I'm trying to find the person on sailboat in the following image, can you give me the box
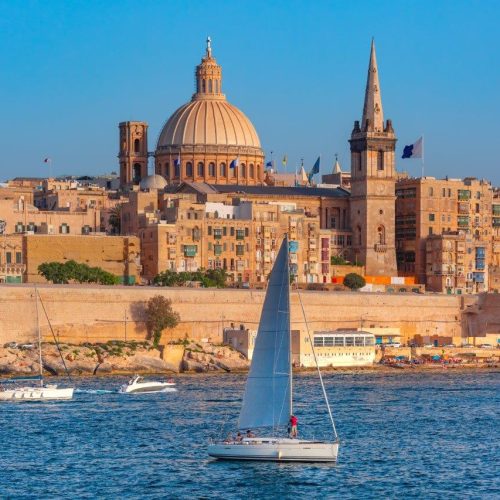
[290,415,298,438]
[246,430,255,438]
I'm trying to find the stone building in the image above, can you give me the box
[396,176,497,292]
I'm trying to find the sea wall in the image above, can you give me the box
[2,284,497,346]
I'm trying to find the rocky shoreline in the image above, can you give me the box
[0,341,498,378]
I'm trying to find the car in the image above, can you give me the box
[19,343,35,350]
[443,344,456,348]
[385,342,401,348]
[461,344,475,348]
[423,344,435,348]
[3,342,18,349]
[479,344,492,349]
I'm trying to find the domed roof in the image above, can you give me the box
[139,174,168,190]
[157,99,261,149]
[156,38,261,151]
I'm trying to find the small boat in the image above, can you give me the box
[208,236,339,462]
[0,286,74,402]
[119,374,176,394]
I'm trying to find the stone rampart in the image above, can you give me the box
[1,284,491,346]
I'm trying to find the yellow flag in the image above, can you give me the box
[282,155,287,166]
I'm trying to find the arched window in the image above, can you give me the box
[256,165,261,180]
[230,165,236,177]
[240,164,246,178]
[134,139,140,153]
[202,80,206,93]
[186,162,193,177]
[209,162,216,177]
[215,80,219,93]
[249,163,254,178]
[377,226,385,244]
[133,163,141,184]
[165,162,170,178]
[220,163,226,177]
[208,80,213,93]
[377,151,384,171]
[197,162,204,177]
[174,162,180,177]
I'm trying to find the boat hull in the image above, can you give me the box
[120,382,176,394]
[208,438,339,462]
[0,386,74,402]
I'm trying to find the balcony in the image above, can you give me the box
[458,202,470,214]
[374,243,387,253]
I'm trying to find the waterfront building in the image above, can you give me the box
[292,330,376,368]
[396,176,497,293]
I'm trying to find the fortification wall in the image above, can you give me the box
[0,284,485,346]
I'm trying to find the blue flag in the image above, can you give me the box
[174,154,181,167]
[230,157,239,169]
[308,156,320,182]
[265,161,273,167]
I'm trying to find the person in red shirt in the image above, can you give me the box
[289,415,298,438]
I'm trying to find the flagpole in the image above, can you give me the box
[421,134,425,178]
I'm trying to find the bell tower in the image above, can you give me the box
[118,121,149,189]
[349,40,397,276]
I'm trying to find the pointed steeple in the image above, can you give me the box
[333,154,341,174]
[361,39,384,132]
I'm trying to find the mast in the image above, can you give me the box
[286,234,293,418]
[34,285,43,387]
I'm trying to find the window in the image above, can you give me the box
[429,227,433,235]
[245,227,249,237]
[428,187,434,196]
[133,163,141,183]
[223,227,227,236]
[186,162,193,177]
[208,80,213,93]
[377,151,384,170]
[314,337,324,347]
[236,229,245,240]
[208,226,212,236]
[134,138,140,153]
[441,188,445,197]
[334,337,344,346]
[197,162,204,177]
[15,252,22,264]
[214,228,222,239]
[220,163,226,177]
[345,337,354,346]
[165,162,170,178]
[429,213,435,222]
[60,223,70,234]
[6,252,11,264]
[208,162,216,177]
[15,223,24,233]
[174,162,180,177]
[249,164,254,178]
[241,164,246,177]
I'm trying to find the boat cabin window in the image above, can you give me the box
[334,337,344,346]
[345,337,354,346]
[355,337,364,346]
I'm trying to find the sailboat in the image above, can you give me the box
[208,236,339,462]
[0,286,74,402]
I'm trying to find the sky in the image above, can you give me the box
[0,0,499,185]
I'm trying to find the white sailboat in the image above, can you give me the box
[208,236,339,462]
[0,286,74,402]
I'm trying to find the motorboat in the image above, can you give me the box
[208,236,339,462]
[119,375,176,394]
[0,286,74,403]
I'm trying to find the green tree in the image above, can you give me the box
[343,273,366,291]
[145,295,180,348]
[108,204,122,234]
[38,261,120,285]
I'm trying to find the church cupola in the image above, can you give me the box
[193,36,224,100]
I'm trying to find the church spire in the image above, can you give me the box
[361,39,384,132]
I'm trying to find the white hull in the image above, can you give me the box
[0,385,74,402]
[120,381,176,394]
[208,438,339,462]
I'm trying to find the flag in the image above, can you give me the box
[282,155,288,167]
[230,157,239,169]
[308,156,320,182]
[265,161,273,168]
[174,153,181,167]
[402,137,423,159]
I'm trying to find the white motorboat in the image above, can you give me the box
[0,286,75,403]
[120,375,176,394]
[208,236,339,463]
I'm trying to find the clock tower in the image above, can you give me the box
[349,40,397,276]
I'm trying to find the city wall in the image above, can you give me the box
[2,285,498,346]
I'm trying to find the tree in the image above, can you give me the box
[145,295,180,348]
[38,260,120,285]
[343,273,366,291]
[108,204,122,234]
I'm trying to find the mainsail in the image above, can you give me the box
[238,236,291,429]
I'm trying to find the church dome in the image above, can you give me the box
[139,174,168,190]
[154,38,265,186]
[157,99,261,149]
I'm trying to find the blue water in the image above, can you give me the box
[0,371,498,499]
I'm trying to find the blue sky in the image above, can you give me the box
[0,0,499,184]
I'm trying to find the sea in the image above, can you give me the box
[0,370,498,499]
